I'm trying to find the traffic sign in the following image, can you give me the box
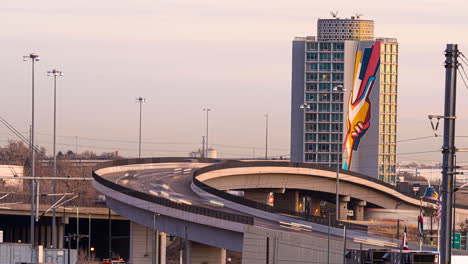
[452,233,461,249]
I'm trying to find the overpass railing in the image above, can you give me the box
[92,158,254,226]
[192,161,367,231]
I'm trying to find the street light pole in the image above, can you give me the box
[47,68,63,248]
[332,85,346,221]
[265,114,269,160]
[203,108,213,158]
[136,97,147,159]
[440,44,458,264]
[23,53,40,250]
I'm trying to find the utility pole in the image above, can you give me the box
[23,53,40,252]
[440,44,459,264]
[265,114,269,160]
[203,108,213,157]
[136,97,147,159]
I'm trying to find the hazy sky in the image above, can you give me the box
[1,0,468,163]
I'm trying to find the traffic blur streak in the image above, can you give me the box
[279,221,313,232]
[353,237,398,248]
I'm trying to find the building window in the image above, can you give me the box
[318,123,330,132]
[319,83,330,91]
[319,63,331,71]
[333,53,344,61]
[333,43,344,51]
[305,133,316,142]
[317,154,329,162]
[318,103,330,112]
[306,73,318,81]
[319,43,332,51]
[307,42,318,51]
[318,113,330,122]
[307,63,318,71]
[318,134,330,142]
[318,144,330,152]
[332,63,344,71]
[306,53,318,61]
[306,83,317,91]
[332,73,344,81]
[319,53,332,61]
[318,93,330,101]
[305,93,317,102]
[305,113,317,121]
[305,123,317,132]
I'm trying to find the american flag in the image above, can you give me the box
[436,196,442,222]
[402,225,409,250]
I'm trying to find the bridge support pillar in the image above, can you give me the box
[57,223,64,249]
[339,196,350,220]
[190,242,226,264]
[274,190,299,212]
[353,201,366,221]
[129,221,166,264]
[311,199,321,216]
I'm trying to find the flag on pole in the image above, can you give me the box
[402,225,409,250]
[436,196,442,222]
[418,209,425,238]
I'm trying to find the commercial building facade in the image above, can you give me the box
[290,16,398,184]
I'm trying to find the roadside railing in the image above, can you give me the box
[92,161,254,226]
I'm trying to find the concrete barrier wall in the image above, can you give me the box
[242,225,362,264]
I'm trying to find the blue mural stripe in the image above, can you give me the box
[358,48,372,80]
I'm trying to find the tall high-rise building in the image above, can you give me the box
[290,15,398,184]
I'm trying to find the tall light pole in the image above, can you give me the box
[136,97,147,158]
[47,68,63,248]
[23,53,40,250]
[203,108,213,158]
[300,103,311,162]
[332,84,346,221]
[264,114,269,160]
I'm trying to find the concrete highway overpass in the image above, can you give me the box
[92,158,467,264]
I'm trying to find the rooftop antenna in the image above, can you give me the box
[355,13,363,19]
[330,11,338,18]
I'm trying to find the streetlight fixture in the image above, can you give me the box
[47,68,63,248]
[203,108,213,158]
[332,84,346,221]
[136,97,147,158]
[23,53,40,249]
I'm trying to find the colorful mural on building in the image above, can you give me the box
[343,42,381,170]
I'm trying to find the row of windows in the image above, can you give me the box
[306,53,344,62]
[379,154,396,163]
[380,104,397,114]
[378,165,397,173]
[382,44,398,54]
[306,42,344,51]
[307,63,344,72]
[306,123,343,133]
[305,143,343,153]
[380,114,397,124]
[306,93,343,102]
[378,174,396,184]
[381,64,398,74]
[305,153,343,163]
[306,73,344,82]
[306,83,345,93]
[305,133,343,143]
[380,94,397,104]
[378,144,396,154]
[381,74,398,84]
[305,115,344,124]
[304,103,344,113]
[381,54,398,64]
[380,85,398,94]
